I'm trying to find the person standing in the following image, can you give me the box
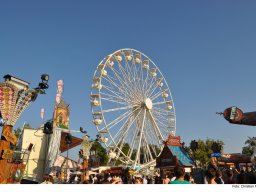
[163,175,170,184]
[143,176,148,184]
[169,166,191,184]
[205,169,217,184]
[215,170,224,184]
[225,169,236,184]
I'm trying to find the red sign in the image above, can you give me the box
[223,106,243,122]
[167,136,181,146]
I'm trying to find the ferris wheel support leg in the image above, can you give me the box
[134,109,146,168]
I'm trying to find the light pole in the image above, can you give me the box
[0,74,49,184]
[64,133,72,183]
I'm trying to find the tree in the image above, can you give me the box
[183,146,191,154]
[91,141,109,166]
[242,137,255,155]
[187,138,224,168]
[242,146,253,155]
[114,143,136,166]
[13,127,22,139]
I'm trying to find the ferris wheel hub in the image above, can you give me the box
[144,98,153,110]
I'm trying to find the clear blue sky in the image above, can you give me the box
[1,0,256,160]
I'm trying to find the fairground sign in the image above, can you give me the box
[167,136,182,146]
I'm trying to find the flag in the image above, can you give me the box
[40,108,44,119]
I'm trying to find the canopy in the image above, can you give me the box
[60,132,83,153]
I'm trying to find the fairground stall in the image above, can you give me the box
[156,135,194,177]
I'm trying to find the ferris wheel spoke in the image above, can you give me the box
[115,59,135,90]
[145,118,161,148]
[142,132,154,161]
[98,110,133,132]
[112,108,142,145]
[127,109,143,160]
[101,97,127,105]
[152,107,169,115]
[151,89,168,101]
[147,76,162,98]
[101,75,130,98]
[153,101,171,105]
[152,108,171,119]
[110,66,136,98]
[102,84,129,102]
[154,118,170,131]
[148,81,161,98]
[123,53,135,85]
[148,110,164,141]
[145,76,156,97]
[135,60,144,98]
[123,59,141,100]
[145,130,158,158]
[100,91,127,104]
[108,68,132,98]
[152,109,175,119]
[131,53,143,98]
[112,116,134,161]
[142,64,150,97]
[152,111,171,128]
[102,105,134,113]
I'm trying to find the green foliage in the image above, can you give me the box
[183,146,191,154]
[115,143,136,165]
[91,141,109,166]
[242,146,253,155]
[242,137,254,155]
[187,138,224,168]
[122,143,131,156]
[14,127,22,139]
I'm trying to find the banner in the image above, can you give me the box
[57,80,64,95]
[40,108,44,119]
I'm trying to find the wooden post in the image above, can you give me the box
[82,158,89,182]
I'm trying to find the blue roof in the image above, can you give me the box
[168,146,194,166]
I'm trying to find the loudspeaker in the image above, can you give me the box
[43,121,53,134]
[65,133,72,144]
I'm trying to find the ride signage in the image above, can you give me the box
[2,128,17,145]
[167,136,182,146]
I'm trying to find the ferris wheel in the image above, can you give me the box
[91,48,176,168]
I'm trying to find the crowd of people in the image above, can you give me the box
[41,164,256,184]
[203,164,256,184]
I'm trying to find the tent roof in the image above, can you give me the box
[168,146,194,166]
[60,132,83,153]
